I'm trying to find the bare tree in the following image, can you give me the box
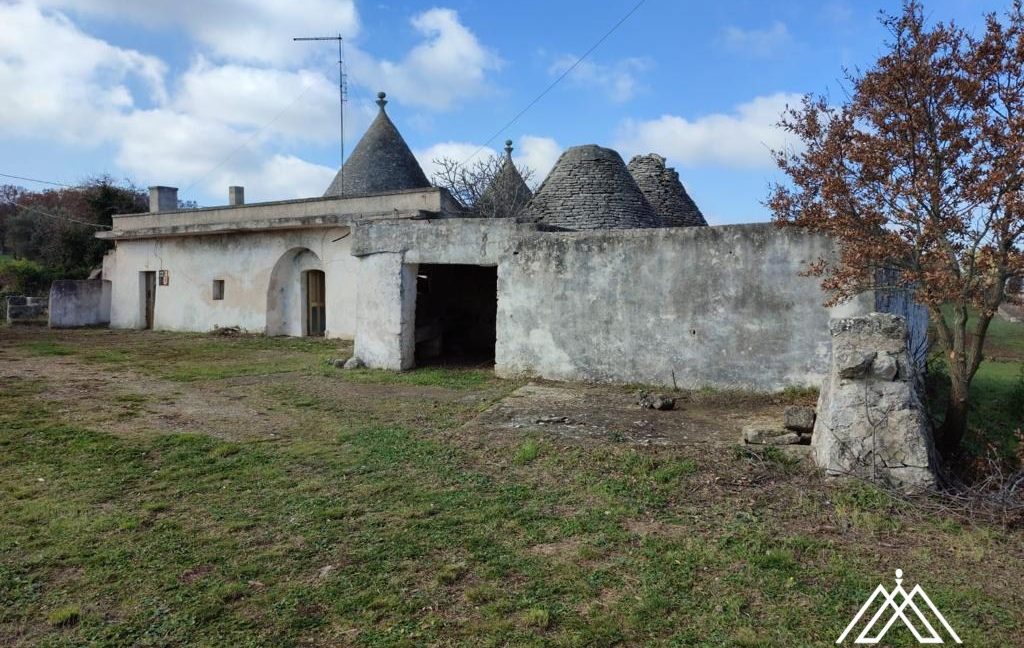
[430,148,535,220]
[767,1,1024,459]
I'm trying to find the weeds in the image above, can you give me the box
[514,439,540,464]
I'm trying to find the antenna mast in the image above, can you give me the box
[294,34,347,195]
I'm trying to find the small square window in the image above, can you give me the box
[212,279,225,300]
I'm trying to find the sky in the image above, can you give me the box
[0,0,1012,223]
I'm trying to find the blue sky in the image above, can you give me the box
[0,0,1010,223]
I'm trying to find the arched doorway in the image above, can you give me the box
[266,248,325,337]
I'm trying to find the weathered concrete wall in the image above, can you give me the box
[496,224,873,391]
[103,187,455,238]
[106,228,357,338]
[352,217,530,264]
[48,280,111,328]
[353,252,416,369]
[351,218,530,368]
[6,295,47,325]
[351,219,877,390]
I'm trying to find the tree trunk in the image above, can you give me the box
[937,376,969,458]
[932,304,973,460]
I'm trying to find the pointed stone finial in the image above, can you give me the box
[504,139,513,160]
[376,91,387,110]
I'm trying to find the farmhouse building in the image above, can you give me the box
[96,91,913,391]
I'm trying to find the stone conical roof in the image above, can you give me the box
[323,92,431,197]
[523,145,659,230]
[627,154,706,227]
[477,140,532,218]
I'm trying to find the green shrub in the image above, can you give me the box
[0,257,59,296]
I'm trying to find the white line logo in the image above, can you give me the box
[837,569,962,644]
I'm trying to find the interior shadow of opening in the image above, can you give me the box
[414,264,497,368]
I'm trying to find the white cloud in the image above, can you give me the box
[414,142,496,181]
[821,1,853,23]
[616,93,802,169]
[112,109,335,202]
[719,21,791,58]
[235,155,337,201]
[0,3,504,204]
[548,56,651,103]
[347,8,502,110]
[39,0,360,65]
[174,58,338,141]
[415,135,560,186]
[513,136,560,181]
[0,3,166,143]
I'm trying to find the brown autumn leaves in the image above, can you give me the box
[767,1,1024,452]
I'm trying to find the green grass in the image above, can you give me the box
[928,306,1024,461]
[980,311,1024,360]
[962,360,1024,458]
[513,438,541,464]
[20,341,74,356]
[336,366,493,390]
[0,329,1021,646]
[45,605,80,628]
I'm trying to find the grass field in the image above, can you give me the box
[1,328,1022,647]
[929,309,1024,461]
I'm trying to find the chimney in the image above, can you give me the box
[228,186,245,206]
[149,186,178,213]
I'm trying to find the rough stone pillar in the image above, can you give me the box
[228,186,245,206]
[813,312,938,492]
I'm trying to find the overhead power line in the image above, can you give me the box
[0,172,76,188]
[0,173,112,228]
[0,195,112,229]
[459,0,647,166]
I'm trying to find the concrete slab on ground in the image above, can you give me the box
[462,382,781,447]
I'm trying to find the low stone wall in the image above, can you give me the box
[6,295,47,325]
[48,280,111,328]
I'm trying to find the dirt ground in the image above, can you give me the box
[0,327,800,449]
[463,382,789,447]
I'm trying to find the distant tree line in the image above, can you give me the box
[0,176,147,295]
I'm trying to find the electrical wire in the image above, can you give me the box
[0,195,112,229]
[459,0,647,166]
[0,172,75,188]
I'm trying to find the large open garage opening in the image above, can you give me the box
[414,264,497,367]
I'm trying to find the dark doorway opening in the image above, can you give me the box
[415,264,497,366]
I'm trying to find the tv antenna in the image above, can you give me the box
[294,34,347,194]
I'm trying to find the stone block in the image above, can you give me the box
[743,423,801,445]
[784,406,816,433]
[812,313,938,492]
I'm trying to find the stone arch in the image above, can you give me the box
[266,247,324,336]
